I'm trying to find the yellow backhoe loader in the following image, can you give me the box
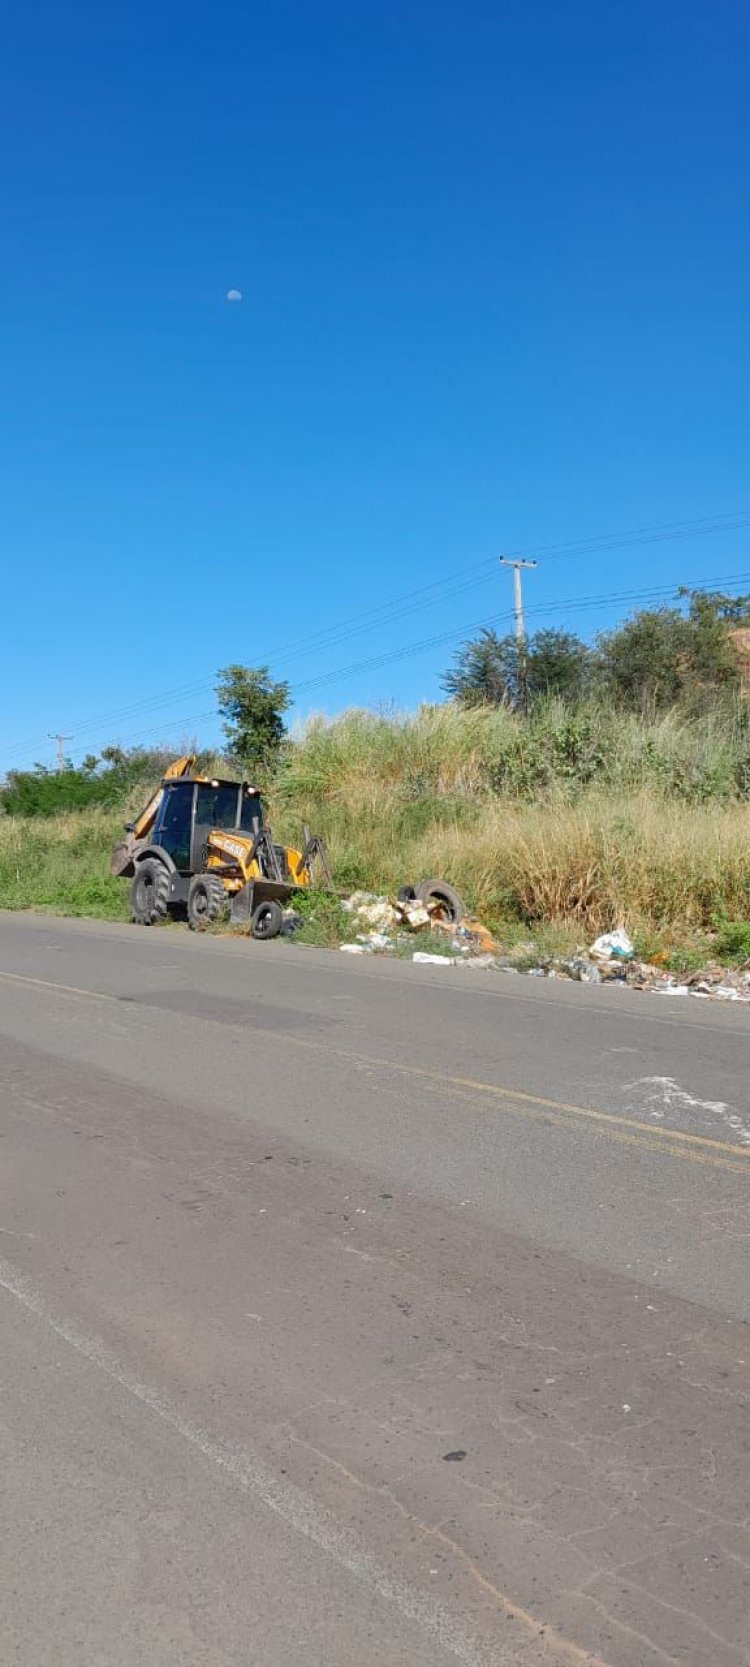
[111,757,331,937]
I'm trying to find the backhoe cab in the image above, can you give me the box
[111,757,331,938]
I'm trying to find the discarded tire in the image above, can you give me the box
[187,872,227,931]
[130,858,170,925]
[414,878,466,924]
[250,900,284,940]
[248,900,285,940]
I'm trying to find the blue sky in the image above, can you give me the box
[2,1,749,769]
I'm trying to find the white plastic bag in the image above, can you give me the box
[589,929,634,962]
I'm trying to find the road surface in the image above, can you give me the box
[0,911,748,1666]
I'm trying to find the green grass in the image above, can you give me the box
[284,889,352,948]
[276,698,750,807]
[713,917,750,963]
[0,808,128,919]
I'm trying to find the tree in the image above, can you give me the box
[678,588,749,700]
[441,629,517,706]
[596,608,689,712]
[596,591,750,713]
[526,629,592,702]
[215,664,291,776]
[442,627,591,709]
[0,747,174,818]
[680,587,750,626]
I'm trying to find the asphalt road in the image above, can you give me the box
[1,911,749,1667]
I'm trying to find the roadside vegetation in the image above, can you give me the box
[270,702,750,957]
[2,701,750,959]
[2,593,750,963]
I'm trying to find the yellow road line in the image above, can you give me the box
[0,969,117,1003]
[2,967,749,1174]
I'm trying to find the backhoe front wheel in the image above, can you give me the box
[131,858,170,925]
[187,873,227,932]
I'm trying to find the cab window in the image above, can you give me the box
[155,782,194,870]
[239,790,263,836]
[194,783,241,831]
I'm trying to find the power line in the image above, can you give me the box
[3,508,749,764]
[60,569,750,764]
[290,571,750,698]
[509,510,750,564]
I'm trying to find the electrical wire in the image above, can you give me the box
[3,508,749,765]
[60,568,750,764]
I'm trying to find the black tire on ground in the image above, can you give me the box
[414,877,467,924]
[187,873,227,932]
[130,858,171,926]
[250,899,284,940]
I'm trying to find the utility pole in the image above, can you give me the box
[500,557,537,713]
[49,733,73,772]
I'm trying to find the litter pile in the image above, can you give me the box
[339,891,496,963]
[501,929,750,1004]
[336,904,750,1004]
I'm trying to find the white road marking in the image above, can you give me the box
[626,1076,750,1147]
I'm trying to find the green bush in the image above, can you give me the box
[287,889,351,947]
[713,917,750,962]
[0,750,176,819]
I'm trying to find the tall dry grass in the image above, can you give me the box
[271,783,750,936]
[407,796,750,932]
[271,703,750,936]
[280,700,750,804]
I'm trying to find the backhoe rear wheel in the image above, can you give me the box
[131,858,170,926]
[187,873,227,932]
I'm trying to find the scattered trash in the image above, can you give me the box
[457,917,497,954]
[341,891,378,913]
[590,929,634,962]
[563,956,602,984]
[362,931,392,951]
[494,944,750,1005]
[443,1449,467,1462]
[355,899,400,932]
[400,901,431,929]
[336,890,750,1008]
[340,886,498,962]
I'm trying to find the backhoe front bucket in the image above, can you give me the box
[229,878,296,926]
